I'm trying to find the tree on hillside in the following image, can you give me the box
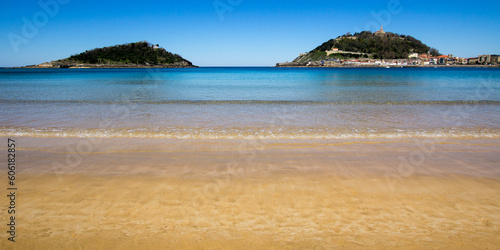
[429,47,441,57]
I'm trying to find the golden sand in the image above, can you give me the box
[1,137,499,249]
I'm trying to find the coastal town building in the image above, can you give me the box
[492,55,500,65]
[325,48,339,56]
[478,54,500,65]
[408,53,419,59]
[457,57,468,65]
[437,55,448,65]
[479,55,490,64]
[468,58,479,64]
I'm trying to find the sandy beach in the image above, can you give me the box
[2,137,499,249]
[2,0,500,247]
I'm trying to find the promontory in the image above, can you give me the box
[23,41,196,68]
[275,27,497,67]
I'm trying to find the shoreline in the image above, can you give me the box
[8,137,500,178]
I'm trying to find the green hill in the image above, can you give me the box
[294,29,441,63]
[33,41,195,68]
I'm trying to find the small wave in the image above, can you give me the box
[1,126,499,139]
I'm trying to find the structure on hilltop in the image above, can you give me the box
[374,25,386,36]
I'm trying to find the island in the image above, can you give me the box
[23,41,196,68]
[277,26,500,67]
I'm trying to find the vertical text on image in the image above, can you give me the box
[7,138,17,242]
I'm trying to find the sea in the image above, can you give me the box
[1,67,499,140]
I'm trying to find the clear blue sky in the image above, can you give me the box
[1,0,499,67]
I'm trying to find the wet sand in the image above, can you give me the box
[1,137,500,249]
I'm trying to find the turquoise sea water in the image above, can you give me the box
[1,67,499,139]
